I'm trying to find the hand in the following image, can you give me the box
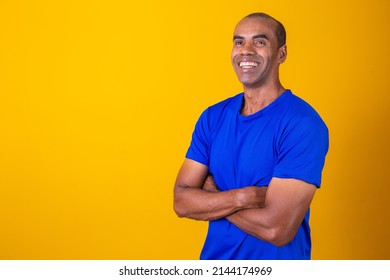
[203,175,220,192]
[238,186,267,209]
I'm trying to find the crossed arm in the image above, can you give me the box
[173,159,317,246]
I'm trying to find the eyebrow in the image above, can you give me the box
[233,34,269,41]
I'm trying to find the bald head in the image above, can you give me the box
[242,13,286,48]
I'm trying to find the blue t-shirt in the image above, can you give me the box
[186,90,329,260]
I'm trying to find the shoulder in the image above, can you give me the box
[281,90,328,130]
[197,93,242,125]
[207,93,242,115]
[275,91,329,151]
[283,91,323,117]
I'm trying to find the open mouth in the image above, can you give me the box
[239,61,258,68]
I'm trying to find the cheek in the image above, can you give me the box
[231,52,241,66]
[231,52,236,63]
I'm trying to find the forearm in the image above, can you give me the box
[226,208,278,244]
[226,178,316,247]
[174,186,248,221]
[173,159,267,222]
[227,206,304,247]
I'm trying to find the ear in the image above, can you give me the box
[278,45,287,63]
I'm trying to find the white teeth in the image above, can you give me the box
[239,62,258,68]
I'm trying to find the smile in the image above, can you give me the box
[239,62,258,68]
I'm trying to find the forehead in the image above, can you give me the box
[233,17,277,39]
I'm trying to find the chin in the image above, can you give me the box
[239,79,259,88]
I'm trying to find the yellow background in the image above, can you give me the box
[0,0,389,259]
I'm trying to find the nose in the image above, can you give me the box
[241,42,255,55]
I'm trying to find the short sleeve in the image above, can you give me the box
[273,116,329,187]
[185,108,211,166]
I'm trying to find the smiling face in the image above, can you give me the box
[231,16,286,90]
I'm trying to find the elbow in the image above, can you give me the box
[269,234,294,247]
[173,187,186,218]
[174,207,187,219]
[173,199,209,221]
[258,227,296,247]
[173,200,187,218]
[173,195,192,219]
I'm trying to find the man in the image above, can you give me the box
[174,12,329,260]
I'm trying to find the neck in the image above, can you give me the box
[241,82,285,116]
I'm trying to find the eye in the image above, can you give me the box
[254,40,266,46]
[234,40,244,46]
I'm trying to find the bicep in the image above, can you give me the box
[174,158,209,190]
[265,177,316,232]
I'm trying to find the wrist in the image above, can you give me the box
[234,186,267,210]
[234,188,250,210]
